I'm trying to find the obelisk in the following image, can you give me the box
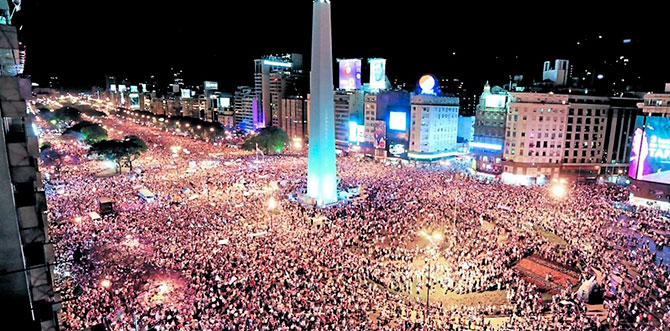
[307,0,338,206]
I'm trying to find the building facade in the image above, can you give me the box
[472,83,508,175]
[234,86,254,130]
[0,18,59,329]
[280,96,309,141]
[409,94,460,156]
[502,92,569,181]
[254,54,305,128]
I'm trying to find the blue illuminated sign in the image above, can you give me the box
[389,112,407,131]
[263,60,292,68]
[469,142,503,151]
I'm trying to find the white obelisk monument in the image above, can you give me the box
[307,0,338,206]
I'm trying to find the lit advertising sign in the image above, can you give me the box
[418,75,437,95]
[389,111,407,131]
[263,60,292,68]
[629,116,670,184]
[129,93,140,110]
[219,97,231,108]
[338,59,362,90]
[369,58,387,90]
[181,89,192,99]
[110,84,117,92]
[140,83,147,92]
[485,95,507,108]
[118,85,127,92]
[204,81,218,90]
[357,125,365,143]
[373,121,386,149]
[349,121,357,142]
[130,85,139,93]
[348,121,365,143]
[389,143,407,157]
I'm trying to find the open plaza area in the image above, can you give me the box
[36,100,670,330]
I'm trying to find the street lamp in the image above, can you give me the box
[268,197,277,231]
[419,231,443,325]
[551,184,567,199]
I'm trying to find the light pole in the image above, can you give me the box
[419,231,442,326]
[268,197,277,232]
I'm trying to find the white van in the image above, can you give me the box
[138,189,156,202]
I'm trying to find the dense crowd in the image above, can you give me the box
[39,105,670,330]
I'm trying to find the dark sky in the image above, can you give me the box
[13,1,670,92]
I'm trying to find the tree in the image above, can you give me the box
[40,148,65,172]
[122,135,147,171]
[63,121,108,144]
[88,136,147,174]
[242,126,289,155]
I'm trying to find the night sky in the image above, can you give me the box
[13,1,670,92]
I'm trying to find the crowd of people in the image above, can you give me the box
[39,102,670,330]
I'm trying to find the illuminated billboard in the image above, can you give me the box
[110,84,117,92]
[348,121,365,143]
[129,93,140,110]
[485,95,507,108]
[418,75,438,95]
[130,85,139,93]
[338,59,362,90]
[389,111,407,131]
[629,116,670,184]
[181,89,192,99]
[219,97,231,108]
[373,121,386,149]
[369,58,387,90]
[118,85,127,92]
[204,81,218,90]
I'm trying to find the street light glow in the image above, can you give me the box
[551,185,567,198]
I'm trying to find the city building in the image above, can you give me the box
[409,93,460,159]
[334,89,364,149]
[254,53,305,128]
[0,13,59,329]
[628,84,670,208]
[600,94,643,177]
[233,86,254,131]
[472,83,508,175]
[363,90,410,158]
[560,95,610,179]
[542,59,570,86]
[280,95,309,142]
[502,92,569,184]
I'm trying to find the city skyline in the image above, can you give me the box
[14,1,670,92]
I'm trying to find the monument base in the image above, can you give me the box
[289,187,362,209]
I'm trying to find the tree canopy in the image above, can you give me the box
[63,121,108,144]
[88,135,147,173]
[241,126,289,155]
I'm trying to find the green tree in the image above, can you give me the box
[64,121,108,144]
[88,136,147,174]
[242,126,289,155]
[122,135,147,171]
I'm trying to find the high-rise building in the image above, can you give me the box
[542,59,570,86]
[502,92,569,183]
[254,53,305,128]
[600,95,642,175]
[307,0,338,206]
[0,13,59,329]
[234,86,254,131]
[280,95,309,141]
[472,83,508,175]
[561,95,610,178]
[409,94,460,157]
[334,90,364,148]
